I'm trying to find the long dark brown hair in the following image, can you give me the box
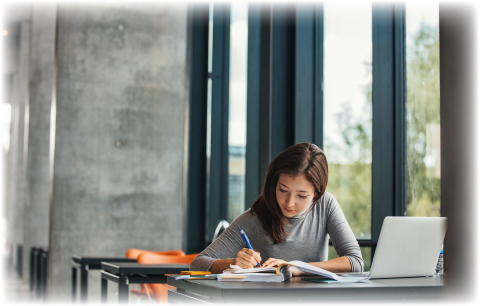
[250,142,328,244]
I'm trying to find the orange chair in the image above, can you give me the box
[136,252,199,303]
[125,248,185,259]
[125,249,186,300]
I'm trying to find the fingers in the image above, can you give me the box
[261,258,286,267]
[234,248,262,269]
[290,267,302,276]
[242,248,262,265]
[251,250,262,264]
[261,258,275,267]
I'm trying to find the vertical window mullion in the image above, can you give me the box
[393,3,406,217]
[314,4,324,148]
[294,3,324,147]
[207,3,231,244]
[294,3,315,144]
[245,3,263,208]
[259,5,272,186]
[186,3,210,254]
[371,3,406,245]
[269,3,295,159]
[372,3,395,245]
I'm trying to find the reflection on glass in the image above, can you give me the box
[323,2,372,239]
[205,2,213,213]
[227,2,248,222]
[406,3,440,216]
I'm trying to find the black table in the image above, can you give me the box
[100,262,190,303]
[31,247,48,300]
[71,256,136,303]
[29,247,42,292]
[167,275,445,303]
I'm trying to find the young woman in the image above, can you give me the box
[190,143,363,275]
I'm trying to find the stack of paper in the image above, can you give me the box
[218,265,292,282]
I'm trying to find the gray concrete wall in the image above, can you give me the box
[48,3,189,302]
[22,3,56,283]
[6,21,31,275]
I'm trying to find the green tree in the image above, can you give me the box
[327,21,441,235]
[326,22,440,267]
[325,59,373,239]
[406,22,441,216]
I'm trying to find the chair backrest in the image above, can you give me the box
[137,252,199,265]
[125,248,185,259]
[212,220,230,241]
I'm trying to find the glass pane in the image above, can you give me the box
[323,2,372,239]
[227,2,248,222]
[406,3,441,216]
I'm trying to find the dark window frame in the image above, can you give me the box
[205,2,231,244]
[185,3,209,254]
[371,2,406,251]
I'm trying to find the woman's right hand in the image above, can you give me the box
[232,248,262,269]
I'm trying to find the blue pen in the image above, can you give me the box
[239,229,261,267]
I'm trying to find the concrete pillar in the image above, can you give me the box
[48,3,189,302]
[7,21,31,277]
[22,3,57,283]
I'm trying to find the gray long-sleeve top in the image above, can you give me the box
[190,192,364,272]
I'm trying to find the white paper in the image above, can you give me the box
[323,277,369,283]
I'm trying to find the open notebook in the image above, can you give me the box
[218,260,342,282]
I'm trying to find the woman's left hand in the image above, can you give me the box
[262,258,302,276]
[261,258,286,267]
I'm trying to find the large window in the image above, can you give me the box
[188,2,441,256]
[405,3,440,217]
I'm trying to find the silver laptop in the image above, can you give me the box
[340,216,447,279]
